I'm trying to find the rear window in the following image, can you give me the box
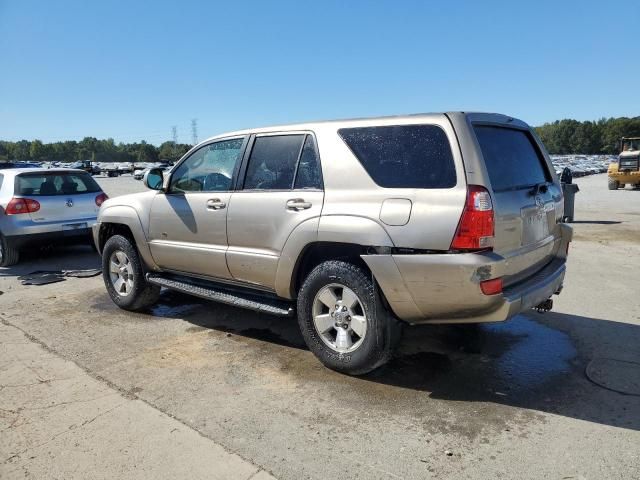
[338,125,456,188]
[474,126,550,192]
[15,172,102,196]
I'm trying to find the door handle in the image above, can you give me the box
[286,198,312,211]
[206,199,226,210]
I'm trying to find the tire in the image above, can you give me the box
[608,178,619,190]
[102,234,160,311]
[297,260,402,375]
[0,234,19,267]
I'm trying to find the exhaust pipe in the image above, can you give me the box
[533,298,553,313]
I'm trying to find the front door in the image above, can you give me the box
[226,133,324,289]
[148,137,247,278]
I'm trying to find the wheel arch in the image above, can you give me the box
[274,215,394,299]
[98,206,158,271]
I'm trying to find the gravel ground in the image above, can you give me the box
[1,173,639,479]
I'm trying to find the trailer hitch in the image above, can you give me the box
[533,298,553,313]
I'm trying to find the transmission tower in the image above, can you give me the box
[171,126,178,160]
[191,119,198,146]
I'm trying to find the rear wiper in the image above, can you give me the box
[529,182,548,196]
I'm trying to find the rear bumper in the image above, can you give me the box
[5,228,93,249]
[363,224,572,324]
[2,216,97,249]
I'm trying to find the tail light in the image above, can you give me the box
[451,185,494,251]
[95,193,108,206]
[6,197,41,215]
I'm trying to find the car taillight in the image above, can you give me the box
[95,193,108,206]
[5,197,41,215]
[451,185,494,251]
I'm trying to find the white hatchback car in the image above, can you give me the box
[0,168,108,266]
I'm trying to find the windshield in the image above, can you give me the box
[622,139,640,152]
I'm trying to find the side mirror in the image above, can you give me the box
[144,168,164,190]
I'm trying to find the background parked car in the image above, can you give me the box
[133,168,149,180]
[0,162,40,169]
[0,168,108,266]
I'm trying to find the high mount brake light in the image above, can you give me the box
[451,185,494,251]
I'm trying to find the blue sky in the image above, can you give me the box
[1,0,638,145]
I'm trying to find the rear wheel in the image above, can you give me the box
[0,234,19,267]
[102,235,160,311]
[297,261,402,375]
[608,178,620,190]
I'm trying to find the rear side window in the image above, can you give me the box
[338,125,456,188]
[294,135,323,190]
[243,135,305,190]
[474,126,550,192]
[15,172,102,196]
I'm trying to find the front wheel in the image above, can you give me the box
[608,178,620,190]
[102,235,160,311]
[297,261,402,375]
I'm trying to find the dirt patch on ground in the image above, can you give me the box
[572,224,639,244]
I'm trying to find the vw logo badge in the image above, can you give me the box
[66,198,74,207]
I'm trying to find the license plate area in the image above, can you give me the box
[521,206,550,245]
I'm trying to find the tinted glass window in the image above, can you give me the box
[294,135,323,189]
[15,172,101,196]
[338,125,456,188]
[170,138,244,193]
[244,135,305,190]
[474,126,550,192]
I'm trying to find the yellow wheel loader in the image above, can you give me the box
[608,137,640,190]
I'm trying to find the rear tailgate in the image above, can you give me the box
[471,123,564,286]
[15,171,101,225]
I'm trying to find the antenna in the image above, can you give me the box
[191,119,198,146]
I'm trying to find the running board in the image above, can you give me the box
[146,274,295,317]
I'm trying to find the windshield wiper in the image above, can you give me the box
[529,182,548,196]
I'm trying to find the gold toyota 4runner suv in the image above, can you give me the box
[94,112,572,375]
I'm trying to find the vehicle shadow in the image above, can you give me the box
[569,220,622,225]
[151,290,640,432]
[0,244,100,278]
[166,195,198,234]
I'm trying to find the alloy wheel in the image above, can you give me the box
[109,250,134,296]
[312,283,367,353]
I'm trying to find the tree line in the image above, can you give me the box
[1,116,640,162]
[0,137,192,163]
[534,116,640,155]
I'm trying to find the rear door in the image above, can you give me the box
[471,123,563,283]
[15,171,101,223]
